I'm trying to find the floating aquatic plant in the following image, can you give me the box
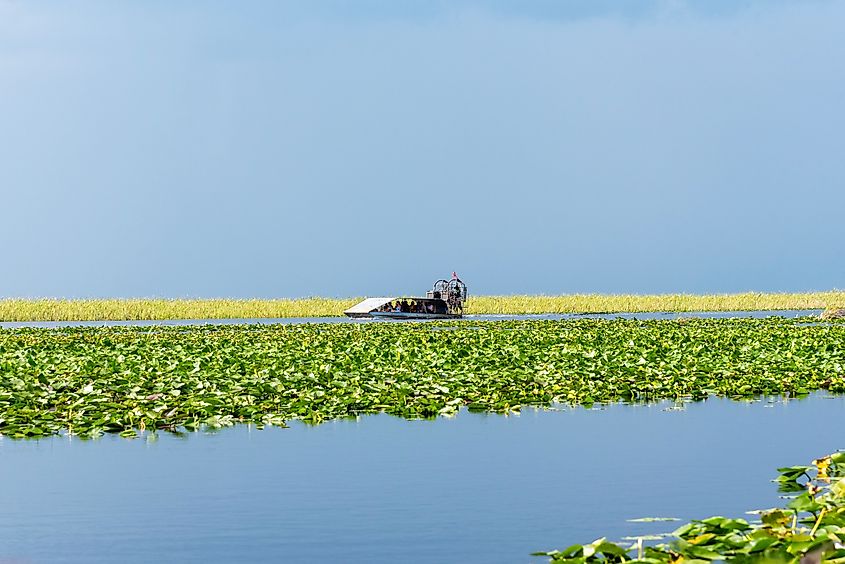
[0,317,843,438]
[535,452,845,563]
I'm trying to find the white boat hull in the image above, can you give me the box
[368,311,459,320]
[344,295,461,320]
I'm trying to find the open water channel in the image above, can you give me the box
[0,309,822,329]
[1,394,843,563]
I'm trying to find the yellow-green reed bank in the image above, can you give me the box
[1,291,844,321]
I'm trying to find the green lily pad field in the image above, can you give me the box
[1,317,844,438]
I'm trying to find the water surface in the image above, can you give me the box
[0,394,842,563]
[0,309,821,329]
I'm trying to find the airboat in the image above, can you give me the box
[344,275,468,320]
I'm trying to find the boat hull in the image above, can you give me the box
[344,296,459,319]
[368,311,459,320]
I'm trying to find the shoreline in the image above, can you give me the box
[0,291,843,322]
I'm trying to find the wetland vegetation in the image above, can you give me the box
[537,452,845,564]
[1,317,844,438]
[1,291,843,321]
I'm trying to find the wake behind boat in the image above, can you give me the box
[344,275,468,320]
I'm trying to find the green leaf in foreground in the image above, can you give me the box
[537,451,845,562]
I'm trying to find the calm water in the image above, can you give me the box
[1,394,843,563]
[0,309,822,329]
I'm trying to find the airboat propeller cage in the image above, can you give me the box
[427,278,468,315]
[343,275,468,319]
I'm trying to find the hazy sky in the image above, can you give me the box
[1,0,842,298]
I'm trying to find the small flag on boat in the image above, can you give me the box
[452,271,458,279]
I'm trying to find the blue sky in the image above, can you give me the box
[1,0,842,298]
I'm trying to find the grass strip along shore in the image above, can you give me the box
[0,317,844,438]
[536,452,845,563]
[1,291,844,321]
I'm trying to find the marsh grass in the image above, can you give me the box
[0,297,359,322]
[466,291,845,316]
[0,291,843,321]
